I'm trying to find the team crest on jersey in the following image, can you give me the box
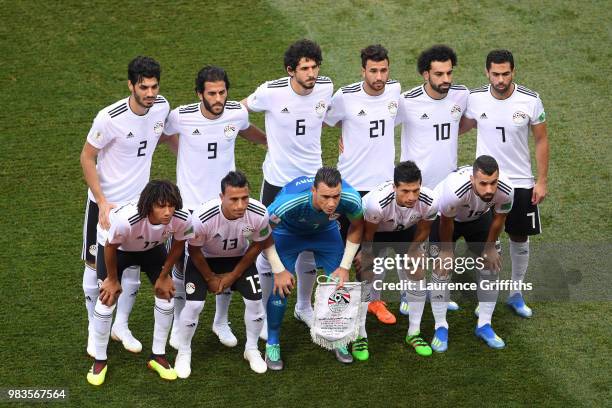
[153,121,164,136]
[315,100,327,117]
[328,287,351,313]
[388,101,398,115]
[242,225,255,237]
[450,104,462,120]
[224,124,238,140]
[328,213,341,221]
[512,111,529,125]
[185,282,195,295]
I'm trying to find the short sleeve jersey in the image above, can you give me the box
[99,203,194,252]
[436,166,514,223]
[465,84,546,189]
[397,85,469,189]
[86,95,170,203]
[362,181,438,232]
[246,76,333,186]
[324,80,401,191]
[267,176,363,235]
[164,101,249,209]
[188,198,270,258]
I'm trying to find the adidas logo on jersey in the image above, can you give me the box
[137,235,144,239]
[192,129,201,135]
[480,113,488,119]
[420,113,429,120]
[357,109,366,116]
[126,132,134,138]
[281,107,290,113]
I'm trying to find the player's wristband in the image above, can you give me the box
[340,240,360,270]
[263,245,285,274]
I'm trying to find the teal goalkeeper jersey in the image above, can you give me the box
[267,176,363,235]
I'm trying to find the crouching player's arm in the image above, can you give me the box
[188,244,222,294]
[407,218,434,280]
[354,219,378,281]
[99,241,122,306]
[217,222,273,292]
[331,215,364,287]
[263,236,295,298]
[154,238,186,301]
[482,212,507,273]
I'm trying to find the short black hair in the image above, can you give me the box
[417,45,457,74]
[195,65,230,94]
[486,49,514,70]
[284,39,322,71]
[473,155,499,176]
[128,56,161,85]
[394,161,422,185]
[220,171,249,194]
[361,44,389,68]
[137,180,182,218]
[314,166,341,189]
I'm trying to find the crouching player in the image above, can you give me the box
[430,155,513,350]
[356,161,438,359]
[262,167,364,369]
[175,171,270,377]
[87,180,194,385]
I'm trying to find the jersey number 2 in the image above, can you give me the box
[137,140,147,157]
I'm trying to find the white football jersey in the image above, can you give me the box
[397,85,469,189]
[86,95,170,204]
[98,202,194,252]
[189,198,270,258]
[164,101,249,209]
[465,84,546,188]
[325,80,401,191]
[436,166,514,223]
[246,76,333,186]
[362,181,438,232]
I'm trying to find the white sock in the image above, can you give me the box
[256,253,273,331]
[152,297,174,355]
[407,279,426,336]
[371,267,386,301]
[113,266,140,330]
[83,264,98,333]
[359,282,373,338]
[179,300,205,353]
[430,272,449,329]
[213,290,232,327]
[244,298,265,350]
[296,252,316,311]
[477,269,499,327]
[509,240,530,297]
[396,267,408,303]
[171,265,186,335]
[93,300,115,360]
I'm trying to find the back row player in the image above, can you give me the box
[242,40,334,336]
[80,57,175,357]
[162,66,266,349]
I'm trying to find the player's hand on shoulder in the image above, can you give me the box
[273,270,295,298]
[532,181,547,204]
[154,274,175,300]
[98,200,117,230]
[100,278,122,306]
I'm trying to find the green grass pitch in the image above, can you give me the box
[0,1,610,406]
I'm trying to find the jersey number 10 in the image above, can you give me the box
[433,123,450,141]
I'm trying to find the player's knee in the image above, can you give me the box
[94,299,116,316]
[155,296,175,312]
[509,234,528,243]
[244,299,265,321]
[183,300,205,320]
